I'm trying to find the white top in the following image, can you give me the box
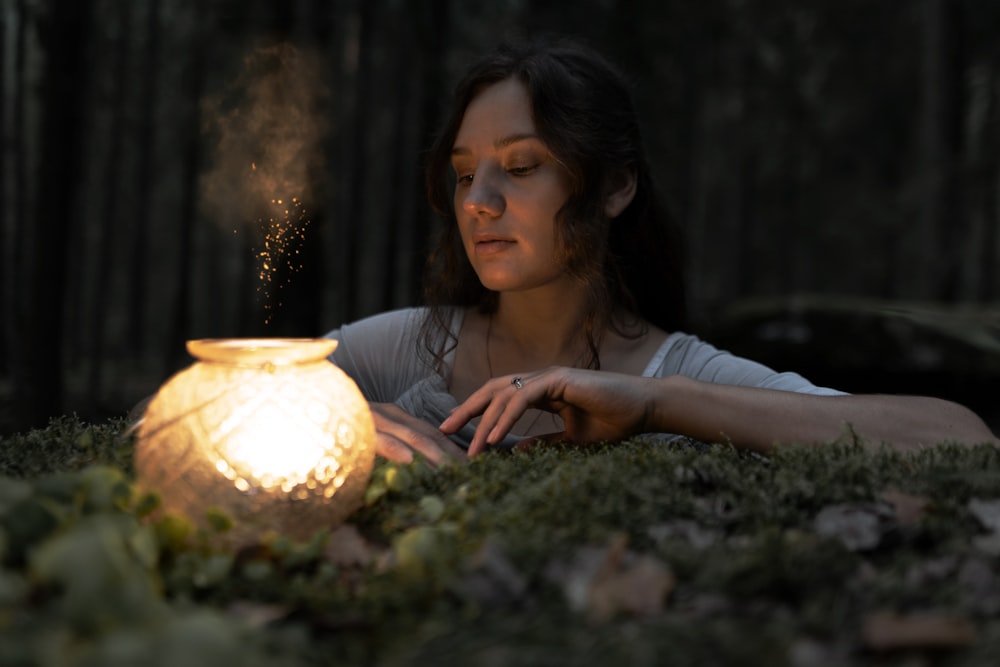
[324,307,846,449]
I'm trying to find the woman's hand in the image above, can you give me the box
[440,367,657,456]
[370,402,467,466]
[439,367,1000,458]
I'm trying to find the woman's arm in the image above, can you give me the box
[650,375,997,453]
[441,367,998,456]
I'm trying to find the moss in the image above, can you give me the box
[0,415,134,478]
[1,418,999,665]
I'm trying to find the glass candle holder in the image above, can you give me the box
[135,338,375,547]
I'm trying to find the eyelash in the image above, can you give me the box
[455,164,538,185]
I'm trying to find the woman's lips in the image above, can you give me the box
[474,238,515,256]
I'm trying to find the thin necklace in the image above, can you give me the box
[485,313,552,436]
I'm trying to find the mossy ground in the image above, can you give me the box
[1,416,999,666]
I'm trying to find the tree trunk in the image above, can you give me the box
[84,3,134,415]
[127,0,162,359]
[408,0,451,305]
[0,5,11,388]
[13,0,93,431]
[338,0,374,321]
[978,71,999,302]
[164,19,206,374]
[911,0,965,299]
[2,1,30,431]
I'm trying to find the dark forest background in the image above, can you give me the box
[3,0,999,436]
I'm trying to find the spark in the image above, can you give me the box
[252,196,311,324]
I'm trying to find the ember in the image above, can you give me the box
[252,193,310,323]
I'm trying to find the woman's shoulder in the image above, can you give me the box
[645,331,846,394]
[328,306,425,331]
[645,330,772,376]
[324,306,468,345]
[325,307,425,336]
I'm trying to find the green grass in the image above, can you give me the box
[2,416,999,666]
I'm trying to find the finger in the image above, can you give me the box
[385,421,462,467]
[373,405,465,466]
[468,379,546,456]
[467,385,526,456]
[482,390,535,447]
[439,378,506,434]
[375,433,415,464]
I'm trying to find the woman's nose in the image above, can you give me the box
[462,170,505,217]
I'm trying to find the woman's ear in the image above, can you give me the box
[604,169,637,219]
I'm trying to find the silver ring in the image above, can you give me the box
[511,376,524,389]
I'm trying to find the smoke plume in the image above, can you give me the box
[200,42,330,230]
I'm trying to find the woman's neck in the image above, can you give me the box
[488,288,593,371]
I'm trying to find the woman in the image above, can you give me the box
[325,37,997,465]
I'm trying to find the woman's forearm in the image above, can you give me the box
[651,375,999,453]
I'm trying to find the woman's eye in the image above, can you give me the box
[509,164,538,176]
[456,173,473,185]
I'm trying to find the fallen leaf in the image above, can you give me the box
[958,557,1000,616]
[972,532,1000,557]
[648,519,722,550]
[587,554,675,622]
[460,539,528,607]
[862,611,977,651]
[544,533,674,622]
[788,638,851,667]
[879,488,930,526]
[903,555,956,590]
[226,600,291,628]
[968,498,1000,533]
[323,524,377,567]
[814,503,891,551]
[545,544,615,614]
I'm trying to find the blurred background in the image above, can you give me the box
[3,0,999,436]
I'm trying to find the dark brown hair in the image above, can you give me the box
[420,36,686,370]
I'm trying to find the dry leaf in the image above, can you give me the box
[648,519,722,550]
[226,600,291,628]
[862,611,977,650]
[968,498,1000,533]
[814,503,892,551]
[880,489,930,526]
[788,638,851,667]
[958,557,1000,616]
[545,533,674,622]
[903,555,956,590]
[323,524,377,567]
[461,539,528,607]
[545,544,617,613]
[972,532,1000,557]
[587,555,675,622]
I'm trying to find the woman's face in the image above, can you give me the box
[450,78,574,294]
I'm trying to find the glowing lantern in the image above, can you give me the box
[135,338,375,546]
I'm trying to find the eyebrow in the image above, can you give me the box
[451,132,540,157]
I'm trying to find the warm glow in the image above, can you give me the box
[135,338,375,546]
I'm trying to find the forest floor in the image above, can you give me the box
[1,417,1000,666]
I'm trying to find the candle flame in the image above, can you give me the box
[216,406,328,490]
